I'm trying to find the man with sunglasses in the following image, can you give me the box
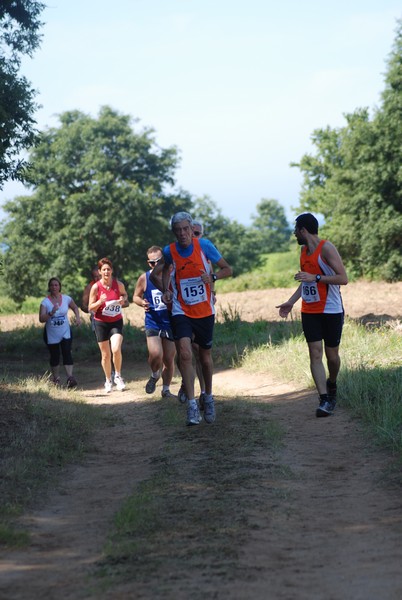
[154,211,233,426]
[133,245,177,398]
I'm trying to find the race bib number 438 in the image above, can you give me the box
[102,300,122,317]
[180,277,207,305]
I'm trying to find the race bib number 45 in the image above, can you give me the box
[180,276,207,305]
[301,282,321,303]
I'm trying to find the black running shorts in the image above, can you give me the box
[171,314,215,349]
[93,318,123,342]
[301,312,344,347]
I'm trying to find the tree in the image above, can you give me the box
[0,0,45,187]
[192,195,262,276]
[2,107,192,304]
[292,19,402,281]
[250,198,291,253]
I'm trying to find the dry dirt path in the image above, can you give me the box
[0,280,401,599]
[0,368,402,600]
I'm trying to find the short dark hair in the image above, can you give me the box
[295,212,319,234]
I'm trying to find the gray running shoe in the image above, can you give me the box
[161,389,176,399]
[178,382,187,404]
[145,376,158,394]
[186,403,201,426]
[316,398,333,417]
[203,396,216,424]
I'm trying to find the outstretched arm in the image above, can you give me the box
[276,284,302,318]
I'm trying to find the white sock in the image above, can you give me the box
[152,371,160,379]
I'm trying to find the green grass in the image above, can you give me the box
[0,295,41,315]
[240,318,402,455]
[95,398,284,591]
[1,284,401,562]
[0,376,108,547]
[217,250,299,292]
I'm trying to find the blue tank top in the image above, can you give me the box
[144,271,172,330]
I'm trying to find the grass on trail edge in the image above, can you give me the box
[0,377,109,547]
[93,397,286,594]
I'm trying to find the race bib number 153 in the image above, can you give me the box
[180,277,207,305]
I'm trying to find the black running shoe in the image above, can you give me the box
[326,379,337,412]
[316,398,334,418]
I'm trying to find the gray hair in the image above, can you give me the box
[170,211,193,230]
[192,219,204,232]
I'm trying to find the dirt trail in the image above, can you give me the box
[1,370,402,600]
[0,281,402,599]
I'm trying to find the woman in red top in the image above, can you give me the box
[88,257,128,393]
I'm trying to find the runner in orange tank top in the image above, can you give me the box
[276,213,348,418]
[153,212,233,427]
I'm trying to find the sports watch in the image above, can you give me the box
[315,274,321,282]
[211,273,217,282]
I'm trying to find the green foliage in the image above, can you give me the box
[192,195,263,276]
[0,294,41,315]
[0,0,45,187]
[292,20,402,281]
[216,248,299,292]
[192,196,292,278]
[250,198,292,252]
[2,106,192,304]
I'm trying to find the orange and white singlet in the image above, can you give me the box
[300,240,344,314]
[169,238,214,318]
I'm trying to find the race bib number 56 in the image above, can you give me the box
[180,277,207,305]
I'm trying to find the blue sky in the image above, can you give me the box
[1,0,401,225]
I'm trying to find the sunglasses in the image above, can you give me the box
[147,257,162,266]
[193,231,202,237]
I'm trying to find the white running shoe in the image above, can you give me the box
[114,374,126,391]
[104,380,112,393]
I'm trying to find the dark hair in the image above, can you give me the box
[295,212,319,234]
[98,257,113,269]
[47,277,61,292]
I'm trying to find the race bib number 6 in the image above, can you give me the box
[151,289,167,311]
[301,282,320,303]
[180,276,207,305]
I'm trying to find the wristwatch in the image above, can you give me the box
[315,274,321,282]
[211,273,217,282]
